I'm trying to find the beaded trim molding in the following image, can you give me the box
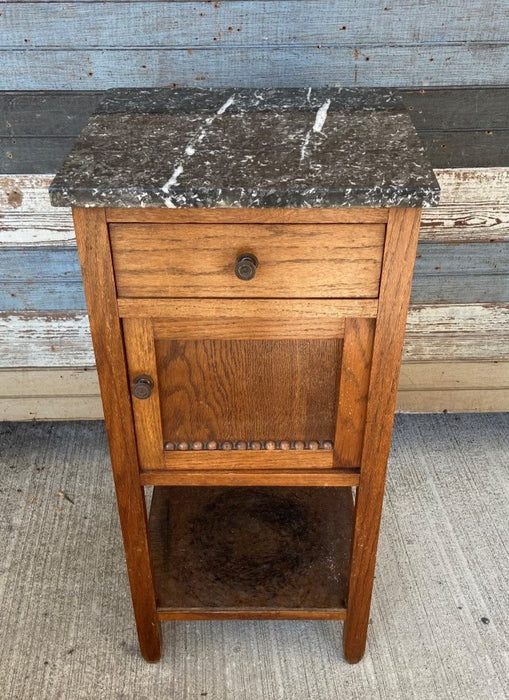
[164,440,334,452]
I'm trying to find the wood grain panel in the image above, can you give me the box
[148,486,353,614]
[110,223,385,299]
[334,318,376,469]
[122,298,377,339]
[161,451,334,471]
[122,317,165,471]
[140,470,360,488]
[106,208,388,224]
[156,609,347,621]
[4,45,508,91]
[155,338,341,445]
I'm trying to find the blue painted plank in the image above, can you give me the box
[416,242,509,275]
[3,1,508,48]
[411,276,509,303]
[0,247,86,311]
[1,243,508,311]
[2,45,508,90]
[413,241,509,302]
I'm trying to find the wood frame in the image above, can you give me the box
[343,207,422,663]
[72,208,161,662]
[72,204,421,664]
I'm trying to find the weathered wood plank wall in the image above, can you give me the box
[1,0,508,417]
[2,1,508,89]
[2,186,509,311]
[2,164,508,415]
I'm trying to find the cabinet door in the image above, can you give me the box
[120,299,376,474]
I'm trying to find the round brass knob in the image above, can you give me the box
[235,253,258,281]
[132,374,154,400]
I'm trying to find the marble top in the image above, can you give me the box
[49,88,439,209]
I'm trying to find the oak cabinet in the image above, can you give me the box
[71,204,421,664]
[52,87,439,664]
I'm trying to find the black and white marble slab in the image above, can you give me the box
[50,88,440,209]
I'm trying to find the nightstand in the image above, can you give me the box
[50,88,439,663]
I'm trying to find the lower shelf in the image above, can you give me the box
[148,486,354,619]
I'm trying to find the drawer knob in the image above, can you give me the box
[132,374,154,400]
[235,253,258,281]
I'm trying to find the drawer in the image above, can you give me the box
[109,223,385,298]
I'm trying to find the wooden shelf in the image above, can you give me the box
[148,486,353,620]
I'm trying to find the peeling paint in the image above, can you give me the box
[7,189,23,208]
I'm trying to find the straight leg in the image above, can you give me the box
[343,478,384,663]
[73,208,161,662]
[343,208,422,662]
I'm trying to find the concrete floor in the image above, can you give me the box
[0,414,508,699]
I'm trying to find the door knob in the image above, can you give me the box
[235,253,258,281]
[132,374,154,399]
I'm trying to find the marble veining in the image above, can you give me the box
[50,88,440,209]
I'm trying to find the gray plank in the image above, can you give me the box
[3,1,509,48]
[415,242,509,275]
[402,88,509,131]
[1,137,76,174]
[4,88,508,137]
[418,131,509,168]
[412,241,509,303]
[1,243,507,312]
[411,276,509,304]
[0,91,103,137]
[2,44,508,91]
[3,131,508,175]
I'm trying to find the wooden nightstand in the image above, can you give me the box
[51,88,439,664]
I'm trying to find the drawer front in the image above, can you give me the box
[110,223,385,298]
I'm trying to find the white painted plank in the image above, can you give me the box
[3,362,507,398]
[3,389,507,420]
[0,313,94,367]
[396,389,509,413]
[434,168,509,205]
[1,362,507,420]
[0,396,103,421]
[420,204,509,242]
[0,175,74,246]
[1,305,507,368]
[2,169,509,246]
[403,304,509,361]
[399,361,509,390]
[0,367,98,396]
